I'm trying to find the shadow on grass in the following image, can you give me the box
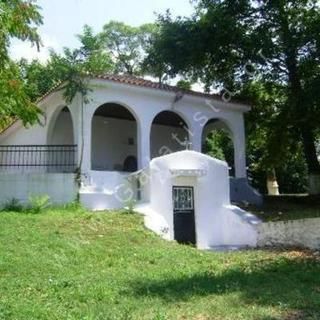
[130,256,320,318]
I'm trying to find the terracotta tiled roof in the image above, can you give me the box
[91,74,225,101]
[37,74,236,103]
[0,74,249,136]
[36,81,65,104]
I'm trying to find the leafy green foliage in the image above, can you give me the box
[14,21,158,106]
[0,0,42,128]
[0,61,41,129]
[204,129,235,175]
[147,0,320,192]
[18,58,55,102]
[0,1,42,65]
[77,25,114,74]
[1,198,23,212]
[100,21,156,76]
[176,79,192,90]
[243,81,309,193]
[203,131,226,161]
[17,25,115,104]
[27,194,51,214]
[46,25,114,103]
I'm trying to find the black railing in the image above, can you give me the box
[0,145,77,173]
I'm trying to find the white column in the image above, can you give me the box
[233,115,247,179]
[77,99,93,174]
[190,123,203,153]
[138,118,152,170]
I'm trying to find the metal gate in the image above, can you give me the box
[172,186,196,245]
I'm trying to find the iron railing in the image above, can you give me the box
[0,145,77,173]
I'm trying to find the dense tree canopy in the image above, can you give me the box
[17,22,157,103]
[0,0,43,129]
[145,0,320,193]
[99,21,156,76]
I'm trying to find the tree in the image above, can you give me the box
[176,79,192,90]
[100,21,155,75]
[0,0,43,129]
[243,81,308,194]
[76,25,114,75]
[18,25,114,103]
[204,130,235,175]
[18,58,55,102]
[146,0,320,194]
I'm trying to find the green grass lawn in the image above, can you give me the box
[1,207,320,320]
[243,195,320,222]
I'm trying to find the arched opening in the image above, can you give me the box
[202,119,235,176]
[150,111,189,159]
[91,103,138,172]
[47,106,76,172]
[48,106,74,145]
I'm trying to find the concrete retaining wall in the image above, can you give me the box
[258,218,320,250]
[0,173,78,206]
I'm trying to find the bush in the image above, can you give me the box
[28,194,51,214]
[1,198,24,212]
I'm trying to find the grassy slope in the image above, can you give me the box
[243,195,320,222]
[0,208,320,320]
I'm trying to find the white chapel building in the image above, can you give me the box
[0,75,261,248]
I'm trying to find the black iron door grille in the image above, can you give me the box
[173,186,196,245]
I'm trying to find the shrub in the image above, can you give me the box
[28,194,51,214]
[1,198,24,212]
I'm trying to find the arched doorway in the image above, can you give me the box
[47,106,75,172]
[202,119,235,176]
[91,103,138,172]
[150,111,189,159]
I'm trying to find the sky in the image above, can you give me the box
[10,0,194,62]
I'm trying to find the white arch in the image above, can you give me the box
[91,100,140,125]
[47,105,75,145]
[201,117,235,143]
[201,118,236,175]
[150,110,191,159]
[91,102,139,172]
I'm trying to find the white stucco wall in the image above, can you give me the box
[1,120,47,145]
[0,91,76,147]
[142,150,260,249]
[0,173,78,205]
[0,110,76,173]
[258,218,320,250]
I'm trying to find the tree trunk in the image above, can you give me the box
[266,168,280,196]
[300,126,320,194]
[279,8,320,195]
[285,51,320,194]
